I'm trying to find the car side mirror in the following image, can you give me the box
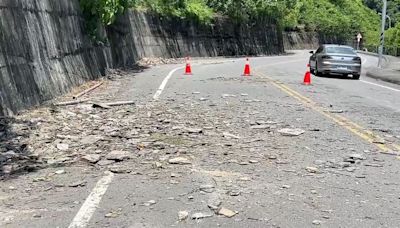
[309,51,314,54]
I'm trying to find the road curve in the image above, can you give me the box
[2,51,400,228]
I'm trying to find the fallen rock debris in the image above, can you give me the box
[217,207,237,218]
[278,128,305,136]
[106,151,131,161]
[168,157,192,165]
[54,100,135,107]
[178,211,189,221]
[191,212,213,220]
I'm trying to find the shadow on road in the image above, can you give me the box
[314,73,357,80]
[1,117,41,180]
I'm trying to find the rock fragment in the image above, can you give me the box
[106,150,131,161]
[153,161,163,168]
[312,220,322,225]
[282,185,291,189]
[178,211,189,221]
[168,157,191,165]
[251,125,270,130]
[223,132,241,139]
[82,154,101,163]
[228,190,241,196]
[56,143,69,151]
[184,127,203,134]
[68,180,87,187]
[191,212,213,220]
[97,159,116,166]
[208,199,222,211]
[200,184,215,193]
[109,166,130,173]
[329,110,344,113]
[278,128,305,136]
[55,170,65,175]
[143,200,156,206]
[217,207,237,218]
[346,154,366,161]
[306,167,319,173]
[80,135,101,145]
[105,208,122,218]
[268,155,278,160]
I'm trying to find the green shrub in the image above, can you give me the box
[78,0,397,49]
[79,0,137,40]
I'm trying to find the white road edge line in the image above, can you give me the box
[360,57,400,92]
[362,58,367,65]
[68,172,115,228]
[360,80,400,92]
[153,66,185,100]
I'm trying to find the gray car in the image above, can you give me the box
[309,44,362,80]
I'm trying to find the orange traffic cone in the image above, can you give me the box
[243,58,251,76]
[303,64,311,85]
[185,57,192,75]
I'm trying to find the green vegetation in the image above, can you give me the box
[282,0,382,46]
[362,0,400,53]
[206,0,296,23]
[386,23,400,52]
[79,0,137,39]
[80,0,399,51]
[363,0,400,25]
[140,0,214,23]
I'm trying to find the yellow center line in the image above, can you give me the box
[255,72,399,153]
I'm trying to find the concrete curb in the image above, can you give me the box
[357,51,390,67]
[358,51,400,85]
[366,68,400,85]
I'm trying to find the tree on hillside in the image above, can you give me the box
[363,0,399,25]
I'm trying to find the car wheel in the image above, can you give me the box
[314,62,320,76]
[352,74,360,80]
[315,62,322,77]
[309,62,315,74]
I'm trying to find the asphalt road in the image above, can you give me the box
[1,50,400,228]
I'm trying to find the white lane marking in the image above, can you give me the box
[153,58,304,100]
[360,80,400,92]
[68,172,115,228]
[153,66,185,100]
[360,55,400,92]
[362,58,367,65]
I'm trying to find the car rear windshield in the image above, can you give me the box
[325,47,355,55]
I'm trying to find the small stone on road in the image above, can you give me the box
[82,154,101,163]
[191,212,213,220]
[106,150,131,161]
[306,167,319,173]
[278,128,305,136]
[168,157,192,165]
[178,211,189,221]
[218,207,237,218]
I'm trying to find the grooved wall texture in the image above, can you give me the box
[283,31,349,50]
[0,0,283,115]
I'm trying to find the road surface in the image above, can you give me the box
[1,50,400,228]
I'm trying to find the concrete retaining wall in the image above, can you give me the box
[0,0,283,115]
[283,31,349,50]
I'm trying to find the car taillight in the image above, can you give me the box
[321,55,332,59]
[353,57,361,61]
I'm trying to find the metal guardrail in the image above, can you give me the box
[362,45,400,57]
